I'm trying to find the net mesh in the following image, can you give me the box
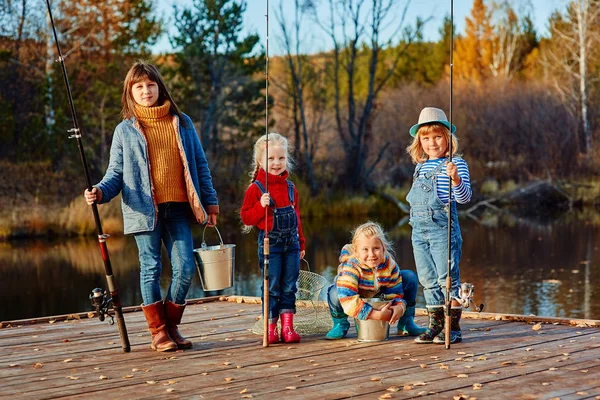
[251,268,333,335]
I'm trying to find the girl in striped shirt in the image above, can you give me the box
[406,107,472,345]
[325,221,424,339]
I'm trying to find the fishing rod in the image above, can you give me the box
[445,0,454,350]
[45,0,130,353]
[263,0,270,348]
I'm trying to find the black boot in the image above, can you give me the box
[414,306,444,344]
[433,307,462,344]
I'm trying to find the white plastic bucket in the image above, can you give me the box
[193,226,235,291]
[354,298,390,342]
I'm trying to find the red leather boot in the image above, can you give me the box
[280,313,301,343]
[268,317,280,344]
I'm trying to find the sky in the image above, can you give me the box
[154,0,570,55]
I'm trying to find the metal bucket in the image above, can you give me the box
[193,225,235,291]
[354,298,390,342]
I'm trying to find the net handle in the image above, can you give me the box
[300,258,310,272]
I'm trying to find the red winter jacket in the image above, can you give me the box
[240,169,306,251]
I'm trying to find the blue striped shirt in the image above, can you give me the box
[416,157,472,204]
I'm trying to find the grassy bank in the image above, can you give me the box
[0,183,406,240]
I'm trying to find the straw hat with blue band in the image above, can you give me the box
[409,107,456,137]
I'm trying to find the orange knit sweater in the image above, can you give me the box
[135,101,187,204]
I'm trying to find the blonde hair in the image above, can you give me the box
[248,132,294,183]
[406,123,459,164]
[242,132,294,234]
[350,221,394,259]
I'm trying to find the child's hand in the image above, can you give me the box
[300,250,305,259]
[370,302,393,321]
[260,193,271,208]
[388,302,407,325]
[84,187,102,205]
[446,161,460,186]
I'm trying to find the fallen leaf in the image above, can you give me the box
[237,365,243,369]
[393,356,402,360]
[379,395,392,399]
[167,380,177,384]
[63,358,73,363]
[576,392,588,396]
[9,364,18,368]
[166,388,176,393]
[223,361,232,365]
[525,348,532,351]
[270,365,280,368]
[457,374,469,378]
[146,381,158,384]
[241,395,253,399]
[33,363,43,369]
[87,312,95,319]
[420,364,428,368]
[548,367,558,371]
[542,383,550,386]
[225,377,234,382]
[240,389,248,394]
[386,386,400,392]
[49,320,56,324]
[123,374,134,378]
[99,375,109,380]
[286,386,297,390]
[532,323,542,331]
[403,385,413,390]
[66,376,79,380]
[581,370,589,373]
[473,383,483,390]
[371,377,382,381]
[490,371,500,375]
[477,356,487,361]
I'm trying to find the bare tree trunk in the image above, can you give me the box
[576,0,591,154]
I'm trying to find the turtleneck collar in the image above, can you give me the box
[256,168,289,184]
[135,99,171,120]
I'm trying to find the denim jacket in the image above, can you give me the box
[96,113,218,235]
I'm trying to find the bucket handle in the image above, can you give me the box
[300,258,310,272]
[201,225,225,250]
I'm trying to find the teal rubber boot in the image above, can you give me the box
[397,306,426,336]
[325,316,350,340]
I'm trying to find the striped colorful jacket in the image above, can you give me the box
[336,244,405,320]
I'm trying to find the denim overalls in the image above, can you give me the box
[407,159,462,306]
[254,180,301,321]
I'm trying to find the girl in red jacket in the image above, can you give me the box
[241,133,306,344]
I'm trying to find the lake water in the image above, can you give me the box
[1,212,598,321]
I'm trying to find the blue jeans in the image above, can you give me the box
[133,202,195,305]
[327,269,420,317]
[258,230,300,321]
[411,209,462,306]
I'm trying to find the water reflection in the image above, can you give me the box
[0,214,598,321]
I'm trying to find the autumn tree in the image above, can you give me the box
[310,0,425,193]
[274,0,329,193]
[53,0,161,171]
[171,0,265,165]
[539,0,600,155]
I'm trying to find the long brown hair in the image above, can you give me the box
[121,61,186,127]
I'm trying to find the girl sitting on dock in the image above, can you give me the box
[240,133,306,344]
[325,221,424,339]
[406,107,472,344]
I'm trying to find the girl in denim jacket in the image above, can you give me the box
[84,62,219,352]
[406,107,472,345]
[240,133,305,344]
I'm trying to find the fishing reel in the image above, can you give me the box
[89,288,114,325]
[455,282,484,312]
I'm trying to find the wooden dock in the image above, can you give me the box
[1,296,599,399]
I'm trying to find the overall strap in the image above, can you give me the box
[286,180,295,206]
[253,181,276,207]
[413,163,424,179]
[424,158,447,179]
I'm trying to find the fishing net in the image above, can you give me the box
[252,260,333,336]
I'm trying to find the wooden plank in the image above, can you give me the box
[1,298,598,400]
